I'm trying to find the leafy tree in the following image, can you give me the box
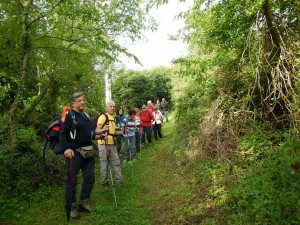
[0,0,155,212]
[111,67,172,110]
[0,0,152,147]
[146,66,172,103]
[179,0,300,127]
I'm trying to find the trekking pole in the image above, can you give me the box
[127,137,134,183]
[66,158,73,222]
[105,139,118,208]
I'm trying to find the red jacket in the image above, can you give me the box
[139,109,154,127]
[146,105,154,114]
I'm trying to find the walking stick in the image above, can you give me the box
[66,158,73,222]
[105,139,118,208]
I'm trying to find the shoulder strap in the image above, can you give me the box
[100,113,109,128]
[61,105,71,122]
[104,113,109,125]
[101,113,115,135]
[82,112,90,120]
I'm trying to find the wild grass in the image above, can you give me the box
[4,113,300,225]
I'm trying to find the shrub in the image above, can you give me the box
[225,130,300,224]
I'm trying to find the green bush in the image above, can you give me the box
[225,131,300,224]
[0,142,65,221]
[16,126,38,151]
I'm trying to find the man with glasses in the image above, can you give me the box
[59,92,95,220]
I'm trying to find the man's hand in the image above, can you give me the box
[103,124,109,132]
[95,133,108,140]
[64,149,74,159]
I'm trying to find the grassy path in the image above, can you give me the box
[20,119,196,225]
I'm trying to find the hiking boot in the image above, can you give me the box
[79,198,92,212]
[70,203,80,219]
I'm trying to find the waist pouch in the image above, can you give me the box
[76,146,95,158]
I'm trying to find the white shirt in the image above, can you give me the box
[152,110,163,125]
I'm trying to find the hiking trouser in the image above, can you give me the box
[65,149,95,203]
[135,131,141,152]
[152,123,162,140]
[98,144,122,186]
[142,126,152,144]
[124,135,137,160]
[116,135,123,154]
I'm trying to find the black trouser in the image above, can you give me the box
[141,126,152,144]
[65,150,95,203]
[116,135,123,154]
[152,123,162,140]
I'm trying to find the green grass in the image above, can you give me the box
[7,119,197,225]
[5,115,299,225]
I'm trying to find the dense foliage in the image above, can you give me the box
[111,66,172,109]
[1,0,300,224]
[170,0,300,223]
[0,0,152,220]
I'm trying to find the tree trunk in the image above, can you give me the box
[262,0,281,50]
[9,11,30,148]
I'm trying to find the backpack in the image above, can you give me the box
[91,113,109,135]
[44,106,77,156]
[91,113,118,145]
[44,106,92,156]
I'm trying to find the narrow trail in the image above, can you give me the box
[24,119,195,225]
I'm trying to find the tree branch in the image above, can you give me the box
[14,0,24,8]
[23,70,56,115]
[28,0,65,28]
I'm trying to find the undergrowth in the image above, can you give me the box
[2,114,300,225]
[181,129,300,224]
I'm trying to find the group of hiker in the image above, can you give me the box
[59,92,168,220]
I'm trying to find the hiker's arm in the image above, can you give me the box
[95,114,109,134]
[93,118,107,139]
[95,124,109,134]
[59,114,74,158]
[93,130,107,140]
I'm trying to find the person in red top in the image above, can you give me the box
[139,104,154,144]
[146,100,154,114]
